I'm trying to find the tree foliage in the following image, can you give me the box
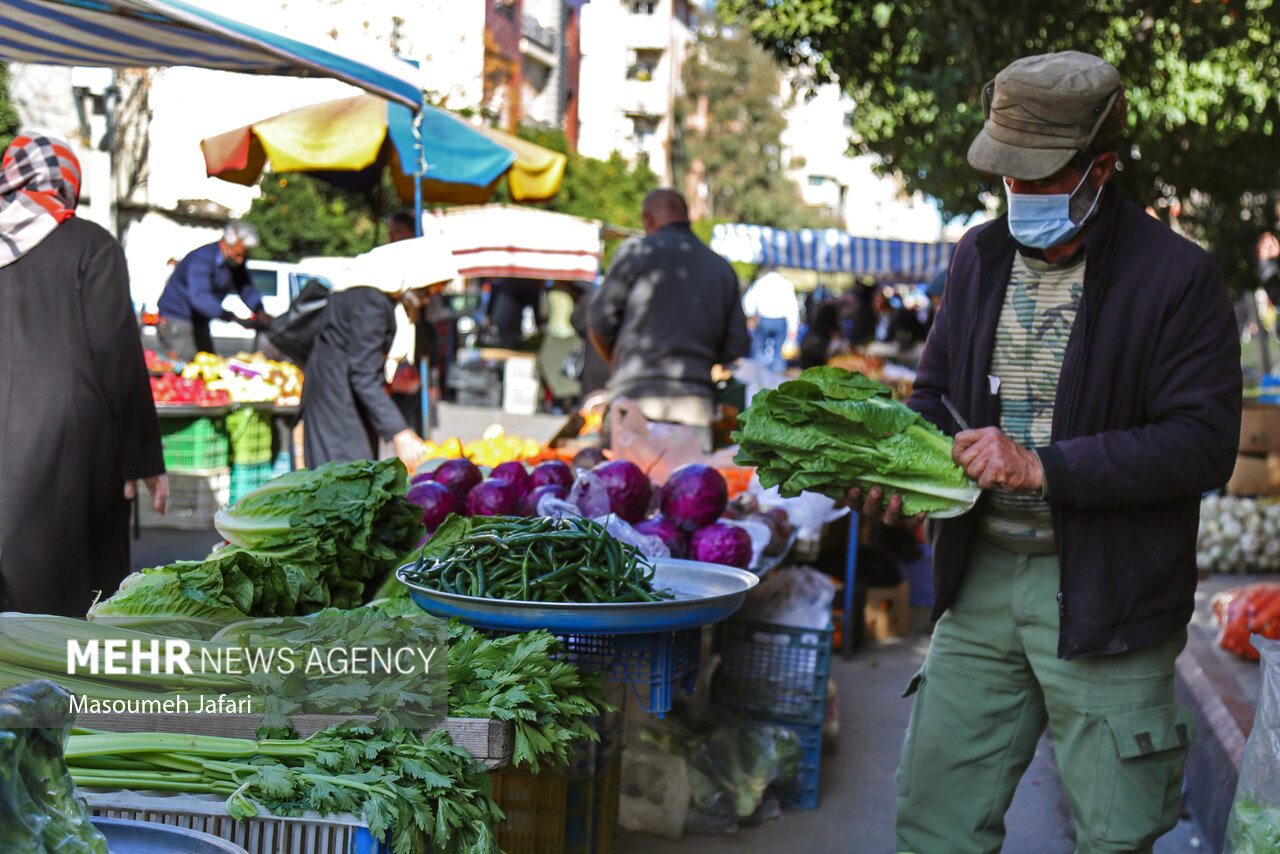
[498,125,658,232]
[0,63,22,153]
[676,25,821,229]
[241,172,383,261]
[496,125,659,264]
[720,0,1280,292]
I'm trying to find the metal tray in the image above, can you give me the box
[93,816,248,854]
[398,557,758,634]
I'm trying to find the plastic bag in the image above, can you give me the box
[607,397,705,484]
[532,492,670,559]
[569,469,612,518]
[618,745,691,840]
[639,713,803,836]
[749,476,850,542]
[1211,583,1280,660]
[735,566,837,630]
[1225,635,1280,852]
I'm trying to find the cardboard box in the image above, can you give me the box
[865,580,911,640]
[1226,453,1280,496]
[502,357,540,415]
[1240,404,1280,454]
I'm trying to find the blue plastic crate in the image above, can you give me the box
[712,619,833,725]
[559,628,700,715]
[772,718,822,810]
[271,450,292,476]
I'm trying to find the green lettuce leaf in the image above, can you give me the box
[733,367,980,518]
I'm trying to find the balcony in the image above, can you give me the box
[520,14,557,67]
[619,80,667,118]
[624,12,670,50]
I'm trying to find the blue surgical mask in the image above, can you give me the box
[1004,161,1103,249]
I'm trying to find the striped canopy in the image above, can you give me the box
[711,222,953,282]
[0,0,423,109]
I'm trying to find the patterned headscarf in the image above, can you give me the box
[0,132,81,269]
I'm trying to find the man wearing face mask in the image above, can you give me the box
[156,221,272,361]
[855,52,1241,853]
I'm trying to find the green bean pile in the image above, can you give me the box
[402,516,674,604]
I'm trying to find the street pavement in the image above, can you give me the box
[129,401,1210,854]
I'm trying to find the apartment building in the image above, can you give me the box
[577,0,694,184]
[781,82,944,242]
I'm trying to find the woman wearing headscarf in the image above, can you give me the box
[0,132,167,616]
[300,233,457,470]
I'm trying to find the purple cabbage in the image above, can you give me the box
[689,522,753,569]
[660,463,728,531]
[406,480,465,531]
[591,459,651,523]
[519,483,568,516]
[433,458,482,498]
[530,460,574,491]
[634,515,687,559]
[465,478,520,516]
[491,461,532,499]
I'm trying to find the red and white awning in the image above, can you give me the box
[431,204,603,282]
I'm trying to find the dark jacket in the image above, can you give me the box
[911,188,1241,658]
[158,241,262,322]
[301,287,407,467]
[0,218,164,615]
[589,223,751,400]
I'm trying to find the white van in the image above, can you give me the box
[209,259,339,346]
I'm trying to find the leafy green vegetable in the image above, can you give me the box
[64,724,500,854]
[89,460,424,625]
[1227,793,1280,853]
[399,514,672,604]
[733,367,980,518]
[361,600,612,773]
[0,681,108,853]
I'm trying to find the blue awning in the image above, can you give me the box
[711,222,953,281]
[0,0,423,108]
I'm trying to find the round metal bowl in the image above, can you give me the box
[397,556,759,634]
[93,817,248,854]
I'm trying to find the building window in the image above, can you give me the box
[626,49,661,81]
[629,1,656,14]
[631,116,658,147]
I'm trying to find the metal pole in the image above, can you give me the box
[842,511,859,657]
[414,108,430,438]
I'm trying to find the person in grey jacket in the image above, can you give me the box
[587,189,750,451]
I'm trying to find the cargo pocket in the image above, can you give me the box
[1090,704,1196,847]
[895,669,926,798]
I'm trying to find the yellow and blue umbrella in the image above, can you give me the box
[200,93,566,204]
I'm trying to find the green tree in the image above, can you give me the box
[241,172,383,261]
[498,126,657,230]
[497,125,659,264]
[676,24,821,229]
[0,64,22,152]
[720,0,1280,292]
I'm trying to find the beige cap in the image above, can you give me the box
[967,51,1122,180]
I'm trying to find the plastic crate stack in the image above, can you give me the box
[226,406,275,503]
[490,684,625,854]
[558,629,701,715]
[710,619,834,809]
[84,790,391,854]
[147,414,231,529]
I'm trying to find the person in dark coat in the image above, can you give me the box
[300,236,456,470]
[0,132,167,616]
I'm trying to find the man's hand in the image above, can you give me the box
[1259,232,1280,263]
[844,485,926,528]
[125,474,169,514]
[952,427,1043,493]
[393,429,429,474]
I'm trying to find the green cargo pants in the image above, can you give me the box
[895,536,1194,854]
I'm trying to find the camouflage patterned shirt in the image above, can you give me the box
[978,251,1084,553]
